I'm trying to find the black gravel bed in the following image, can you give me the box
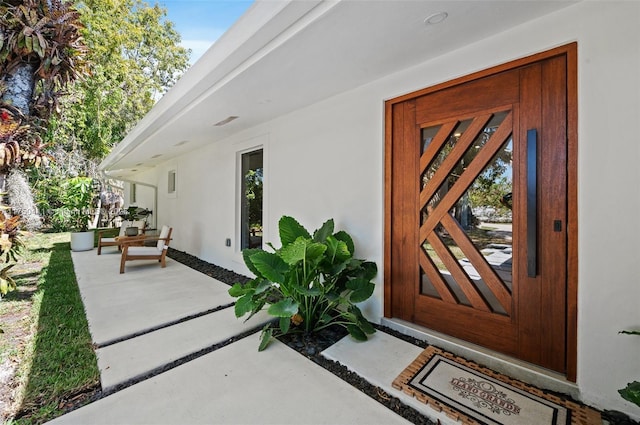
[165,248,637,425]
[168,248,436,424]
[603,411,640,425]
[168,248,251,285]
[276,325,436,425]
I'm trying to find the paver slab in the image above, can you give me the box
[322,331,453,424]
[71,250,237,345]
[51,336,411,425]
[98,308,272,390]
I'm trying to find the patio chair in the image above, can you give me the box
[119,225,172,274]
[97,220,146,255]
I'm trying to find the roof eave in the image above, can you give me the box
[100,0,324,173]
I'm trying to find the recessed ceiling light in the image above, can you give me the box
[424,11,448,25]
[135,162,143,166]
[213,116,238,126]
[175,140,189,146]
[131,169,137,172]
[151,154,162,159]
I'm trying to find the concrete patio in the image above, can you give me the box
[48,246,460,424]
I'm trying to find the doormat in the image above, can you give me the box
[392,347,601,425]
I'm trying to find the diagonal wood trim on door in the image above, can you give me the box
[384,43,578,380]
[420,112,513,237]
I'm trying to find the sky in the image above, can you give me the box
[157,0,254,64]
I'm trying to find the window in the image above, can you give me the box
[240,149,263,249]
[168,170,176,194]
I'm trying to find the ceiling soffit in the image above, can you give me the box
[101,0,578,176]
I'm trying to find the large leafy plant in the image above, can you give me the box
[229,216,377,351]
[53,176,94,232]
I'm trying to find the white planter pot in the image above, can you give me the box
[70,231,94,252]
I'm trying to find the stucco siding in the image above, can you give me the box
[130,1,640,418]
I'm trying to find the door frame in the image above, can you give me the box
[383,43,578,381]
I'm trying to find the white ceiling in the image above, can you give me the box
[101,0,577,177]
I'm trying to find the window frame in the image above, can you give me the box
[235,135,268,254]
[167,168,177,198]
[238,148,264,251]
[130,183,137,204]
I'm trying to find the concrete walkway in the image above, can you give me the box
[48,247,440,424]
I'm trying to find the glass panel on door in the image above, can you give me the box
[419,111,513,315]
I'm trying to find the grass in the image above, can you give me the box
[1,232,99,424]
[0,233,55,377]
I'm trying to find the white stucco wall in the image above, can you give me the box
[121,181,157,229]
[130,1,640,418]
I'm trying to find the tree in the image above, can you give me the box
[468,176,512,214]
[48,0,190,159]
[0,0,86,165]
[33,0,190,229]
[0,0,86,118]
[0,0,87,298]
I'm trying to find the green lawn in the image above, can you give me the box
[1,232,99,424]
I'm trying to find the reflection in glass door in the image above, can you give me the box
[240,149,263,249]
[418,111,513,315]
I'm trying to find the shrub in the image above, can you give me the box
[229,216,377,350]
[52,177,94,232]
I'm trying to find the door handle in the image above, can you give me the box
[527,129,537,278]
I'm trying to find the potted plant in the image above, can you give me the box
[58,177,96,251]
[229,216,377,351]
[119,206,152,235]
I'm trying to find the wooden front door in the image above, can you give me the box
[385,45,577,377]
